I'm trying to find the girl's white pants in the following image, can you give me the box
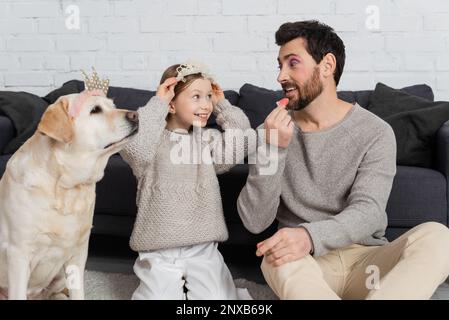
[132,242,252,300]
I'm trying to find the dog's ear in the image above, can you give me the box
[37,98,74,143]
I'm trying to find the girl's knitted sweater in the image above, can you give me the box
[120,96,251,252]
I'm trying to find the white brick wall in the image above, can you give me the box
[0,0,448,101]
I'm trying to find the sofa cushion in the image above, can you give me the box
[237,84,283,128]
[237,83,435,129]
[369,83,439,119]
[218,164,249,225]
[109,85,155,111]
[0,116,14,154]
[387,166,447,227]
[338,84,434,110]
[0,155,11,179]
[95,154,138,217]
[369,83,449,168]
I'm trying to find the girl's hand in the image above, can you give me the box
[211,82,225,106]
[156,77,178,104]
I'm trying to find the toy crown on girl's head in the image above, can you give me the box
[81,67,110,95]
[175,60,215,83]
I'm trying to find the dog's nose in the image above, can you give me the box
[126,111,138,124]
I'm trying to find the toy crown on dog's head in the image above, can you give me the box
[81,67,109,95]
[70,68,110,117]
[175,60,215,83]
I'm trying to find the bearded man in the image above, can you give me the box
[237,20,449,300]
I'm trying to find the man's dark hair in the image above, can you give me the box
[275,20,346,86]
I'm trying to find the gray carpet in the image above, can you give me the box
[84,270,277,300]
[84,270,449,300]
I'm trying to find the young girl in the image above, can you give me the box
[120,62,252,300]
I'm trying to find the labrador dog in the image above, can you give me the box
[0,93,138,299]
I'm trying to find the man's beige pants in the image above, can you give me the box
[261,222,449,299]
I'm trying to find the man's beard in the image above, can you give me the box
[283,67,323,111]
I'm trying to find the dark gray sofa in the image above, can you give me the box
[0,81,448,258]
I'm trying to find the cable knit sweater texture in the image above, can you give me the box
[120,96,251,252]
